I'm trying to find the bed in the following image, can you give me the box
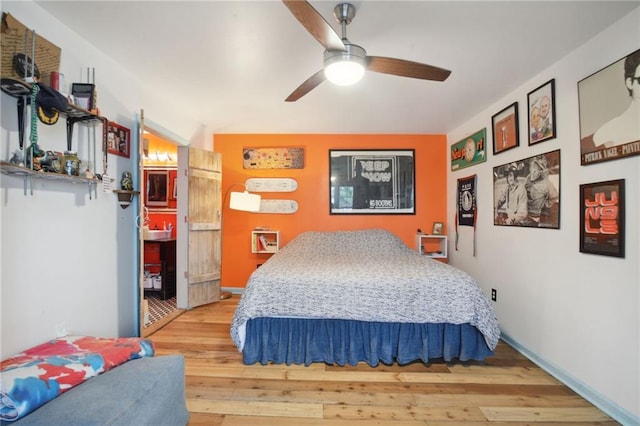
[231,229,500,366]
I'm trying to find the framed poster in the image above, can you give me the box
[492,102,519,155]
[146,170,169,207]
[493,149,560,229]
[450,128,487,171]
[527,79,556,145]
[578,49,640,165]
[107,121,130,158]
[579,179,625,258]
[329,149,415,214]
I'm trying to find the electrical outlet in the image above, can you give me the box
[491,289,497,302]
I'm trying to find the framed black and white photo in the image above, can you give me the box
[329,149,415,215]
[492,102,519,155]
[578,48,640,165]
[579,179,625,258]
[528,79,556,145]
[493,149,560,229]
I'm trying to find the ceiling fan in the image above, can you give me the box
[283,0,451,102]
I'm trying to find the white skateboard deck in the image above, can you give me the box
[258,199,298,214]
[245,177,298,192]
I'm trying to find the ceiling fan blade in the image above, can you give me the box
[367,56,451,82]
[285,69,326,102]
[282,0,345,51]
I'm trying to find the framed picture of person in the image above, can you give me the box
[432,222,444,235]
[527,79,556,145]
[491,102,519,155]
[578,48,640,165]
[106,121,130,158]
[329,149,415,215]
[579,179,625,258]
[493,149,560,229]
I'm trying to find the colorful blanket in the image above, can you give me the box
[0,336,155,422]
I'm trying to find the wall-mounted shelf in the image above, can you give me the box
[0,161,99,197]
[251,229,280,254]
[1,81,106,152]
[415,234,447,260]
[113,190,139,209]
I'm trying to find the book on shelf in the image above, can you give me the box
[259,234,269,251]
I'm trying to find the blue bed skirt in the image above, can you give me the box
[243,317,494,366]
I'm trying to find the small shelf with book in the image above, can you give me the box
[251,229,280,254]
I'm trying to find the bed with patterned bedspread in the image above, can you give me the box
[231,229,501,366]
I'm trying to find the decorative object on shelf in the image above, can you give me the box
[242,147,304,169]
[120,171,133,191]
[493,149,560,230]
[527,79,556,145]
[71,82,96,112]
[432,222,444,235]
[107,121,130,158]
[62,151,80,176]
[35,83,68,125]
[451,128,486,171]
[329,149,415,215]
[491,102,519,155]
[578,48,640,165]
[579,179,625,258]
[39,150,62,173]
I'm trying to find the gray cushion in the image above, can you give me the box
[12,355,189,426]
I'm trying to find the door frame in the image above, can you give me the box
[136,112,190,335]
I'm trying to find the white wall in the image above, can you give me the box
[0,1,203,358]
[447,9,639,424]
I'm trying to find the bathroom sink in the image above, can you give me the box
[144,229,171,240]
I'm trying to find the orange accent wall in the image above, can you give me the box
[215,134,447,289]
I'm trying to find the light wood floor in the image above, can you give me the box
[148,295,618,425]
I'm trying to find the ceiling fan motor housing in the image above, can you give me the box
[323,43,366,85]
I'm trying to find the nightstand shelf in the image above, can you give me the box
[416,234,447,259]
[251,230,280,254]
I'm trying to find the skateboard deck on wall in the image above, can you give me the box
[245,178,298,192]
[258,199,298,214]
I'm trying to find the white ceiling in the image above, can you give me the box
[35,1,638,134]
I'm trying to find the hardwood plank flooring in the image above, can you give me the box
[148,295,618,425]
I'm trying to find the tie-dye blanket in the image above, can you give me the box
[0,335,155,422]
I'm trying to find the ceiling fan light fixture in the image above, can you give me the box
[323,44,366,86]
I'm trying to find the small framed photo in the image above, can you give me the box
[492,102,519,155]
[579,179,625,258]
[146,170,169,207]
[528,79,556,145]
[107,121,130,158]
[71,83,95,111]
[432,222,444,235]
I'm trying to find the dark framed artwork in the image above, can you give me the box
[493,149,560,229]
[329,149,415,214]
[450,128,487,171]
[528,79,556,145]
[492,102,519,155]
[107,121,130,158]
[578,48,640,165]
[579,179,625,258]
[146,170,169,207]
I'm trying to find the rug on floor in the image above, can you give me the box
[145,295,177,326]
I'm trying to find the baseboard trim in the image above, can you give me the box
[501,332,639,426]
[221,287,244,295]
